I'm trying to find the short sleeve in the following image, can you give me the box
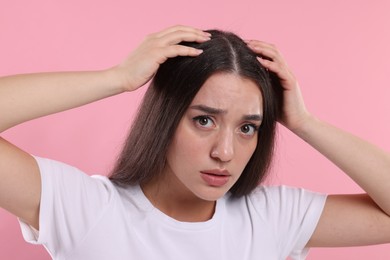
[249,186,327,259]
[18,156,114,258]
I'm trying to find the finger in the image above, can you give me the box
[159,30,211,46]
[152,45,204,65]
[154,25,211,39]
[246,40,283,63]
[151,45,203,65]
[164,45,204,58]
[246,40,277,51]
[257,57,290,82]
[257,58,277,72]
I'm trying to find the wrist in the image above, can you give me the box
[288,113,320,140]
[101,67,129,95]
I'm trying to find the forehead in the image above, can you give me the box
[191,72,263,113]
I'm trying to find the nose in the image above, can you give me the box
[210,130,234,162]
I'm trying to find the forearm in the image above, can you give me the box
[0,69,124,132]
[293,115,390,215]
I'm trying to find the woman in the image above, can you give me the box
[0,25,389,259]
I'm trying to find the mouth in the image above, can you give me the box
[200,169,231,187]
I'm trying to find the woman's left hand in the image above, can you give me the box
[246,40,310,131]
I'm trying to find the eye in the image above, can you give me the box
[193,116,215,128]
[240,124,258,136]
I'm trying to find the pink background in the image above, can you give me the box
[1,0,390,259]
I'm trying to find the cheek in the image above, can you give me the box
[172,131,209,161]
[236,139,258,166]
[167,124,208,167]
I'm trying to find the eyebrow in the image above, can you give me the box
[243,114,263,121]
[189,105,263,121]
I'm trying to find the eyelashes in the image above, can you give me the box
[193,115,214,128]
[240,124,259,136]
[192,115,260,137]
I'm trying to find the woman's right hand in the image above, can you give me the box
[111,25,211,92]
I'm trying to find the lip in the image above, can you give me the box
[200,169,231,187]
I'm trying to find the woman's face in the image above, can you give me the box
[163,72,263,201]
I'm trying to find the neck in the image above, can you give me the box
[141,176,216,222]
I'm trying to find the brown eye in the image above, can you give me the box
[241,125,250,133]
[198,117,209,126]
[193,116,214,128]
[240,124,257,136]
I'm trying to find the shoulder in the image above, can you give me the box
[223,186,327,258]
[248,185,326,201]
[34,156,118,203]
[250,186,327,255]
[235,185,327,217]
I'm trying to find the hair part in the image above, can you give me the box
[109,30,281,197]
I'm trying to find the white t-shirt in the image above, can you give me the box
[19,156,327,260]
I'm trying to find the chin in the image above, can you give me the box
[194,187,230,201]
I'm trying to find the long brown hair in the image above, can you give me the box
[109,30,280,197]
